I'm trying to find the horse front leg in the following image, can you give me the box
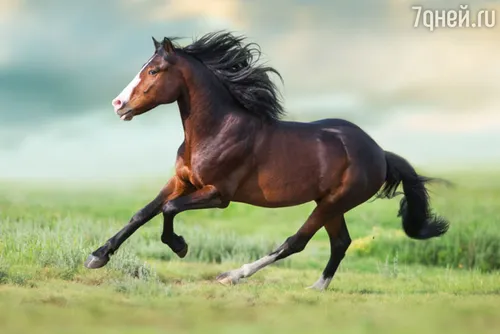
[160,185,229,258]
[161,213,190,258]
[84,177,183,269]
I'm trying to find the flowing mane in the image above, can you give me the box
[169,31,285,121]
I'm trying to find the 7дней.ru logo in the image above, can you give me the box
[413,4,496,31]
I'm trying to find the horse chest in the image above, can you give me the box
[186,143,247,189]
[177,149,214,186]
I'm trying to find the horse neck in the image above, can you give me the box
[176,59,249,145]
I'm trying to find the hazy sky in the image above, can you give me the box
[1,0,499,179]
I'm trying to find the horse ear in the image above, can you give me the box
[162,37,175,54]
[152,37,161,50]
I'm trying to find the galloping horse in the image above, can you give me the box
[85,31,449,290]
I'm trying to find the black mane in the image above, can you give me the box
[169,31,285,121]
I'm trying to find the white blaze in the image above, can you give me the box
[113,55,155,113]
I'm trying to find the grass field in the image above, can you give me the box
[1,170,499,334]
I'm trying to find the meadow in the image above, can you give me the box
[0,170,499,334]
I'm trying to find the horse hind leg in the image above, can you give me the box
[216,192,347,286]
[308,214,351,291]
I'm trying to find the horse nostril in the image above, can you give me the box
[112,99,122,107]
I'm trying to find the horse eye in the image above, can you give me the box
[148,69,158,75]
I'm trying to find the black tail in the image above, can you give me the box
[376,151,450,240]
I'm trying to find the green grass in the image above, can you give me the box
[1,263,500,334]
[0,171,499,334]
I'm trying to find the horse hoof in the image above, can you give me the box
[84,254,109,269]
[175,243,188,258]
[216,272,236,286]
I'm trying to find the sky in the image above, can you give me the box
[1,0,499,180]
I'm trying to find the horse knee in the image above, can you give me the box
[162,201,178,216]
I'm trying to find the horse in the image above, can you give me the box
[84,31,449,290]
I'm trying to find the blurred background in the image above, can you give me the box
[1,0,499,180]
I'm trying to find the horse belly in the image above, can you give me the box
[231,161,324,208]
[231,124,347,208]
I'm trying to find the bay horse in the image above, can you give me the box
[85,31,449,290]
